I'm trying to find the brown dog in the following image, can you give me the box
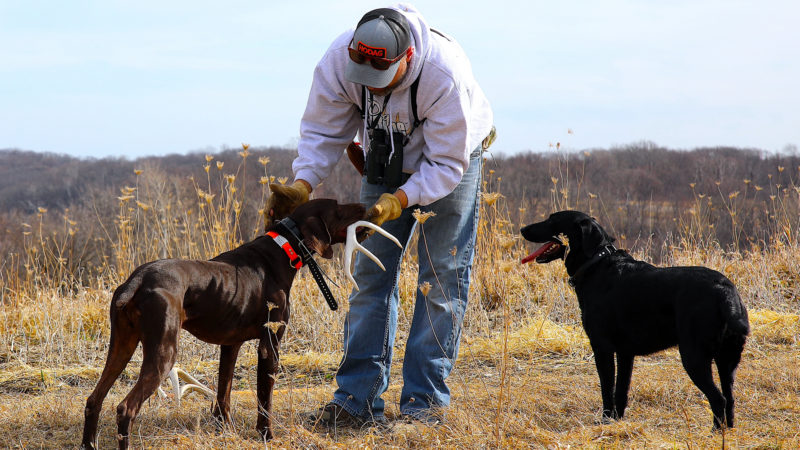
[81,199,366,449]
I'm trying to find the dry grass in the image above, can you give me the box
[1,148,799,448]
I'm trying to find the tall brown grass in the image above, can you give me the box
[0,145,798,448]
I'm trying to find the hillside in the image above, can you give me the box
[1,143,797,264]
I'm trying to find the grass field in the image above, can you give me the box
[1,152,798,448]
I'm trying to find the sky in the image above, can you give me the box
[1,0,798,159]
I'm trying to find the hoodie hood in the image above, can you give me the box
[389,3,430,92]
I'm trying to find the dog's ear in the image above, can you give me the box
[300,216,333,259]
[578,217,604,257]
[265,183,300,229]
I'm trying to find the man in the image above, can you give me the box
[266,4,494,426]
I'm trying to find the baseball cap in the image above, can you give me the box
[345,8,412,88]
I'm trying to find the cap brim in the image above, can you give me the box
[345,58,402,89]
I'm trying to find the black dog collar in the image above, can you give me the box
[271,218,339,311]
[569,245,616,288]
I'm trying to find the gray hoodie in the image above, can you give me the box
[293,3,493,206]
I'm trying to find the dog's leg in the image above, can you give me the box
[679,347,726,431]
[715,333,746,428]
[115,308,180,449]
[213,343,242,428]
[614,353,634,419]
[81,317,139,449]
[594,349,618,422]
[715,358,736,429]
[256,329,281,440]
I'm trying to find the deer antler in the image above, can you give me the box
[344,220,402,291]
[156,367,215,407]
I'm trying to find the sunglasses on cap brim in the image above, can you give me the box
[348,46,412,71]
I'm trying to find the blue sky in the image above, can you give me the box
[1,0,798,159]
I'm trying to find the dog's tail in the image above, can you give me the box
[112,270,146,310]
[718,280,750,337]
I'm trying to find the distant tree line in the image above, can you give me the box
[0,142,797,275]
[487,141,799,255]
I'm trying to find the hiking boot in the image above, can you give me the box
[391,413,442,435]
[305,403,388,431]
[400,410,443,426]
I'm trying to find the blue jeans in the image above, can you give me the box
[331,147,482,422]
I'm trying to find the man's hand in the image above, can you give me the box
[264,180,311,229]
[365,192,403,228]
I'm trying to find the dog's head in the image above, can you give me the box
[520,210,614,268]
[287,199,367,259]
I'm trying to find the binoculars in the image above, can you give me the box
[365,128,404,189]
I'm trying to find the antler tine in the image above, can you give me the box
[355,220,402,247]
[344,220,402,291]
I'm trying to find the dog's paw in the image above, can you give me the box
[598,409,620,425]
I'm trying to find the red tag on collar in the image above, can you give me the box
[267,231,303,269]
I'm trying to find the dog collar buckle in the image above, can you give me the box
[266,231,303,269]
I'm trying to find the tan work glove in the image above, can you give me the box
[264,180,310,229]
[365,193,403,228]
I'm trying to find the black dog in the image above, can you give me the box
[520,211,749,430]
